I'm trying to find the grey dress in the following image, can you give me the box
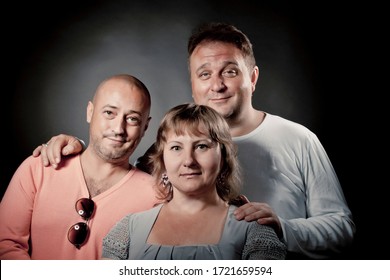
[102,204,286,260]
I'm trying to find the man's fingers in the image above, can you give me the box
[62,144,75,156]
[46,140,63,168]
[39,144,50,167]
[32,134,82,168]
[32,145,43,157]
[257,216,275,225]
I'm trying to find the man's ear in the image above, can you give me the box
[141,116,152,138]
[251,66,259,93]
[86,101,93,123]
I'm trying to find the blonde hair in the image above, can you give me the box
[149,103,242,201]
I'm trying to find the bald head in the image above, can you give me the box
[93,74,151,110]
[86,74,152,164]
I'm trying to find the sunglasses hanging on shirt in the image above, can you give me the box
[67,197,95,249]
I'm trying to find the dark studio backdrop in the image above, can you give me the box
[1,0,376,259]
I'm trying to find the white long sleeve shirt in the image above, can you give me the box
[233,113,355,259]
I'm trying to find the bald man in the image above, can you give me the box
[0,74,160,259]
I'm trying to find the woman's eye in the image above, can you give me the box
[196,144,208,150]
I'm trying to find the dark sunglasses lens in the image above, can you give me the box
[68,222,89,247]
[75,198,95,219]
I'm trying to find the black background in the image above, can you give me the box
[2,0,383,259]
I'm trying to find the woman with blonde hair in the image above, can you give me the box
[102,103,286,260]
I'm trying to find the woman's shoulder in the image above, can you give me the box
[128,203,163,222]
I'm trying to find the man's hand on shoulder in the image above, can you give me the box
[32,134,85,168]
[234,201,283,239]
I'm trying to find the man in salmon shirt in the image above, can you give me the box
[0,74,160,259]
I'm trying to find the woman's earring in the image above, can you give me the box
[162,173,170,187]
[161,173,173,200]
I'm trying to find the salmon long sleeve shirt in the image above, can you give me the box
[0,154,159,259]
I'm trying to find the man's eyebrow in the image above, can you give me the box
[126,110,143,116]
[196,61,239,72]
[102,105,143,116]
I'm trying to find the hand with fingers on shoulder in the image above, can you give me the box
[234,201,283,238]
[32,134,85,168]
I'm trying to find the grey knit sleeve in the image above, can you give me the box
[102,215,131,259]
[242,223,287,260]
